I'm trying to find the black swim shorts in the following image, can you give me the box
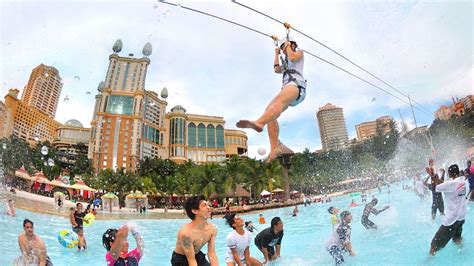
[171,251,210,266]
[431,220,465,252]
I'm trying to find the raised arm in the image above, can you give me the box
[274,48,282,73]
[130,227,144,255]
[284,42,303,62]
[110,226,128,260]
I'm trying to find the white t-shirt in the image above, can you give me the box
[436,177,468,226]
[225,230,252,262]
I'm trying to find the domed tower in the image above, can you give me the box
[168,105,187,163]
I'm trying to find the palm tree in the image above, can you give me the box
[223,155,251,193]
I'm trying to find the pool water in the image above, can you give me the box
[1,181,472,265]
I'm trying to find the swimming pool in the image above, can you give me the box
[1,181,472,265]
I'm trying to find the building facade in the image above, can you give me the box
[21,64,63,118]
[2,88,62,142]
[355,115,393,141]
[224,129,248,157]
[317,103,349,151]
[53,119,91,166]
[88,41,247,172]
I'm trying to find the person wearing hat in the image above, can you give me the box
[325,211,355,265]
[429,164,468,256]
[224,214,262,266]
[102,224,144,265]
[254,217,284,264]
[361,198,389,229]
[236,36,307,162]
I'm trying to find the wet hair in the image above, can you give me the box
[270,217,282,229]
[102,228,118,251]
[340,211,351,219]
[328,206,335,214]
[23,219,33,227]
[225,213,237,229]
[371,198,378,205]
[448,164,460,177]
[184,195,206,220]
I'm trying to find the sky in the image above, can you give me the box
[1,0,472,159]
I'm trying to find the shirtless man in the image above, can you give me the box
[171,195,218,266]
[17,219,52,266]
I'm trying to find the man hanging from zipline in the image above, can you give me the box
[237,25,307,162]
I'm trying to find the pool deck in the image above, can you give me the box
[3,187,354,220]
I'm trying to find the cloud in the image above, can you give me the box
[1,0,472,159]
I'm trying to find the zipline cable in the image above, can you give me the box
[156,1,426,113]
[231,0,434,118]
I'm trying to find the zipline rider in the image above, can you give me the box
[237,27,307,162]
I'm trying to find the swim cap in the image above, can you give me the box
[102,229,118,251]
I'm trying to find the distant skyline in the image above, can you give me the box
[1,0,472,159]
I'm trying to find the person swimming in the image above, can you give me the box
[361,198,389,230]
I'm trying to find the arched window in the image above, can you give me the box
[198,123,206,148]
[188,122,197,147]
[207,124,215,148]
[216,125,224,148]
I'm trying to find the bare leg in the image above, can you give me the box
[267,120,279,161]
[236,84,299,132]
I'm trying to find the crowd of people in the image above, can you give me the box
[4,158,472,265]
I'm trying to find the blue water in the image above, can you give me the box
[1,182,472,265]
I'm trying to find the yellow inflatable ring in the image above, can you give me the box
[84,213,95,227]
[58,229,78,248]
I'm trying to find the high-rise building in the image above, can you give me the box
[21,64,63,118]
[317,103,349,151]
[355,115,394,141]
[88,40,162,172]
[88,40,248,172]
[2,88,62,141]
[224,129,248,157]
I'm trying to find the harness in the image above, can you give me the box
[272,25,306,88]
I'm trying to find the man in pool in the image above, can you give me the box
[171,195,218,266]
[429,164,468,256]
[423,164,445,220]
[225,213,262,266]
[254,217,284,264]
[17,219,52,266]
[326,211,355,265]
[361,198,389,229]
[102,224,144,265]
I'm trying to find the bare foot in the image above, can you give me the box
[236,120,263,133]
[266,142,294,162]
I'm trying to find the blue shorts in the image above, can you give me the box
[284,81,306,107]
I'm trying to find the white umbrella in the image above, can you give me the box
[272,188,284,193]
[260,190,271,196]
